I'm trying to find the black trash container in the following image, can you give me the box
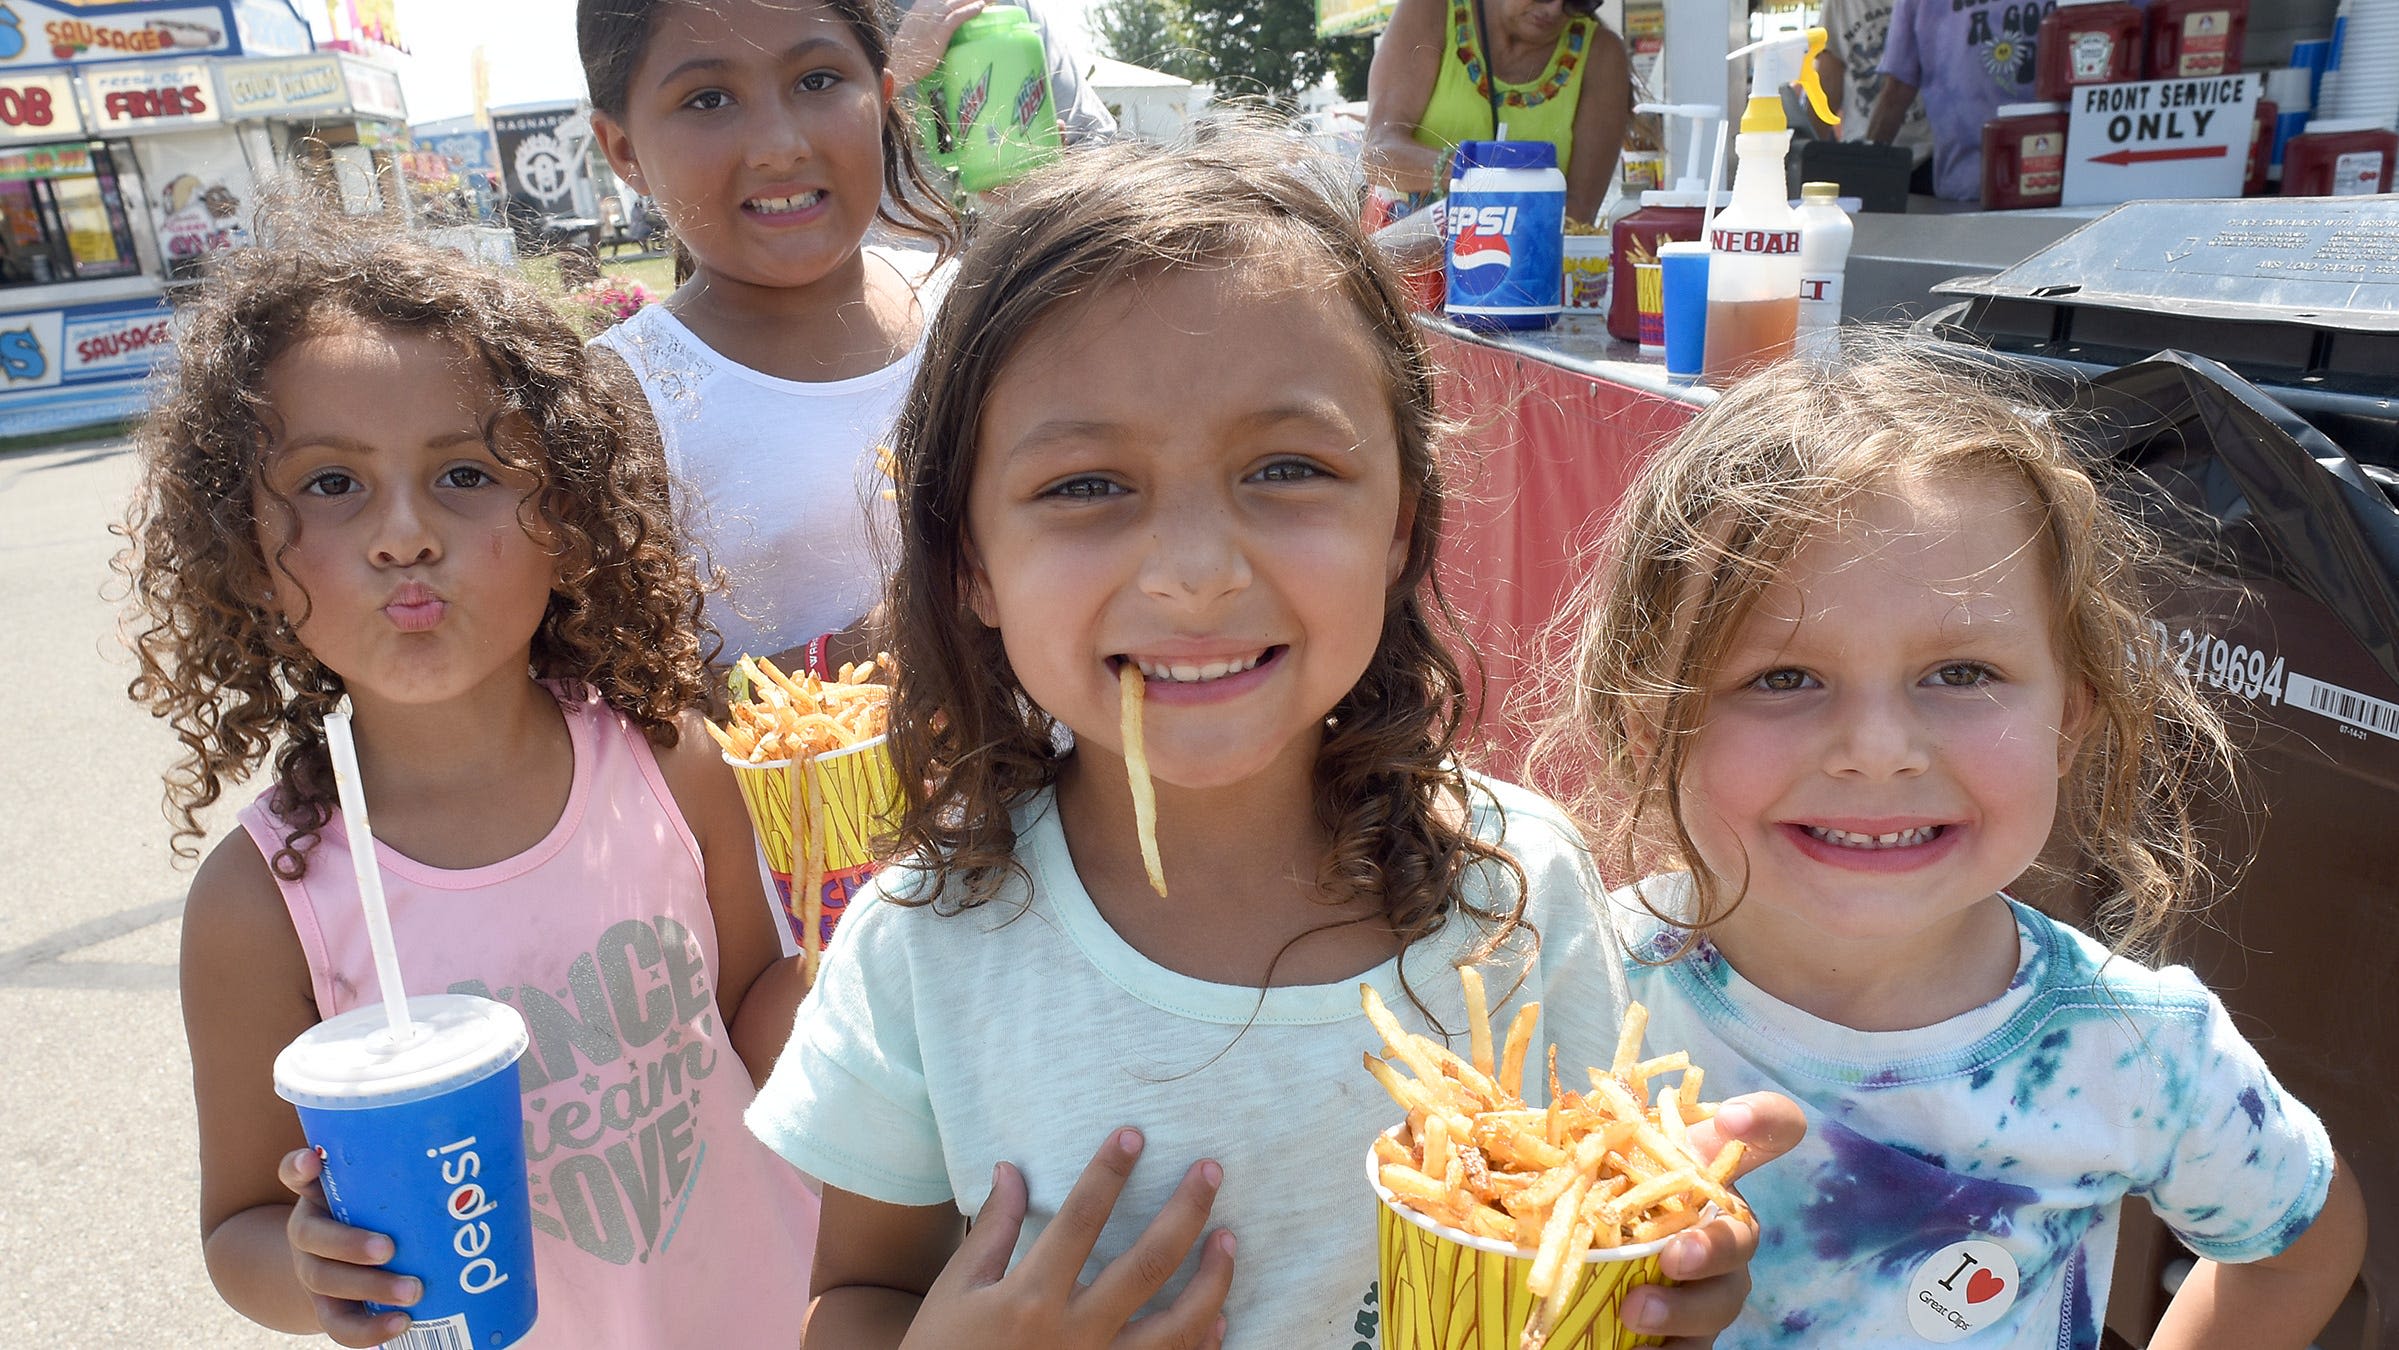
[2075,353,2399,1348]
[1925,196,2399,1347]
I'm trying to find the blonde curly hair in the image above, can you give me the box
[1537,335,2240,961]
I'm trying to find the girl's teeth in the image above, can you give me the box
[749,191,823,212]
[1135,652,1264,684]
[1809,826,1939,849]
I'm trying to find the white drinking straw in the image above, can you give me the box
[1698,118,1732,245]
[324,696,416,1043]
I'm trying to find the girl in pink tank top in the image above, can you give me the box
[123,216,817,1348]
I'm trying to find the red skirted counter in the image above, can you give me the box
[1422,318,1713,774]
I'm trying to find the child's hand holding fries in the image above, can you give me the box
[1363,970,1800,1349]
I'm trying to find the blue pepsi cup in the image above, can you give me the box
[275,994,537,1349]
[1658,241,1711,383]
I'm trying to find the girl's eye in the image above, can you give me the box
[300,471,357,498]
[1043,476,1122,501]
[798,70,841,93]
[1930,662,1996,688]
[683,89,732,112]
[1754,668,1814,693]
[1251,460,1325,484]
[439,464,497,490]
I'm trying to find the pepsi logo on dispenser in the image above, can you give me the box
[1442,140,1565,331]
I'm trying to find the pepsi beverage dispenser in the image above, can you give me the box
[1444,140,1566,332]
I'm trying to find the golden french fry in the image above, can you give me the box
[1117,664,1167,897]
[1362,985,1448,1088]
[1460,965,1495,1078]
[1380,1163,1456,1211]
[1610,1001,1650,1095]
[1498,1002,1540,1099]
[1373,1131,1415,1168]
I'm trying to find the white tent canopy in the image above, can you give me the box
[1086,56,1199,142]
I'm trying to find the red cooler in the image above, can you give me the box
[2279,118,2399,196]
[1607,200,1704,343]
[2036,0,2144,100]
[2144,0,2247,79]
[1982,102,2071,209]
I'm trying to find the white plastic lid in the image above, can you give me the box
[1997,102,2068,117]
[1640,188,1714,207]
[274,993,529,1110]
[2301,117,2398,136]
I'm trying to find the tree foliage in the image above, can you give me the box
[1089,0,1206,82]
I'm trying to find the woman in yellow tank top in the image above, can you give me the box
[1364,0,1632,223]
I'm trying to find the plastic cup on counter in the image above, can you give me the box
[1658,241,1710,383]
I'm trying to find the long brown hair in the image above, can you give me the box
[1537,334,2239,961]
[882,129,1528,979]
[118,206,711,878]
[577,0,956,254]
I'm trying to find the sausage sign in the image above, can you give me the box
[2062,73,2260,205]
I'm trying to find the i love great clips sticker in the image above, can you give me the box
[1905,1239,2021,1341]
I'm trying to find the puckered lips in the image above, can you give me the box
[382,580,447,633]
[1781,817,1962,874]
[1108,645,1285,705]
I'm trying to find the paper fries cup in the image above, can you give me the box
[726,734,899,963]
[1367,1131,1675,1350]
[727,752,802,915]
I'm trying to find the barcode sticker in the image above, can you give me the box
[2285,673,2399,740]
[392,1313,474,1350]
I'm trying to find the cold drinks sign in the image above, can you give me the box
[2062,73,2260,205]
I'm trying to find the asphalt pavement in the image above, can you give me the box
[3,435,303,1346]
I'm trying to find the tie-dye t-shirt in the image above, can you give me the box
[1617,879,2332,1349]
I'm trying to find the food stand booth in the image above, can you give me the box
[0,0,411,437]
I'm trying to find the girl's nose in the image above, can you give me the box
[1825,689,1930,779]
[746,102,814,172]
[1138,498,1251,607]
[371,489,441,569]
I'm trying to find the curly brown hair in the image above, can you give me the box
[882,130,1528,989]
[118,207,712,878]
[1536,334,2240,962]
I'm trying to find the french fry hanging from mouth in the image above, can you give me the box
[1118,664,1168,897]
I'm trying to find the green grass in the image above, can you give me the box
[603,252,676,298]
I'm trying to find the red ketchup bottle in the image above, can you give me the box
[2244,95,2276,195]
[2279,119,2399,196]
[1981,103,2071,209]
[2145,0,2248,79]
[2036,0,2144,101]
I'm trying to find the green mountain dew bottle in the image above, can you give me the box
[921,8,1061,193]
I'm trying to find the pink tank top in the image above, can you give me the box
[239,685,818,1347]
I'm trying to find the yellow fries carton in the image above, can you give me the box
[1368,1135,1673,1350]
[725,735,900,971]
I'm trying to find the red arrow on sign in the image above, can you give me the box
[2089,145,2231,166]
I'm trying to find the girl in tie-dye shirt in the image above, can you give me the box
[1542,337,2366,1349]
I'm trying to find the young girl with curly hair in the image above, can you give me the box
[1543,339,2366,1347]
[743,131,1803,1349]
[124,214,818,1347]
